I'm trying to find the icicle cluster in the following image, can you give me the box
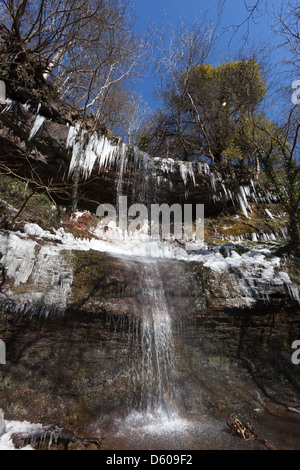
[0,231,73,318]
[66,124,128,180]
[66,124,219,189]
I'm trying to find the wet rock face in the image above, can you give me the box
[0,232,299,432]
[0,229,296,320]
[0,309,135,431]
[0,294,299,433]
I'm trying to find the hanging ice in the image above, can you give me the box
[0,231,73,317]
[179,162,195,186]
[0,233,37,286]
[0,81,6,104]
[210,172,217,191]
[238,186,251,218]
[67,125,125,181]
[66,123,80,149]
[28,115,46,141]
[66,124,203,189]
[265,209,275,219]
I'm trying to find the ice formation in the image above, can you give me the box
[0,231,73,317]
[1,221,298,312]
[0,417,41,450]
[28,115,46,141]
[65,125,220,189]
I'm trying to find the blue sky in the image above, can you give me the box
[132,0,284,111]
[133,0,264,30]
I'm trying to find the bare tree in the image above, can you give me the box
[116,92,151,146]
[274,0,300,75]
[251,104,300,251]
[228,0,268,40]
[0,0,145,129]
[146,16,219,161]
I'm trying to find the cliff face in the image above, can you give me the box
[0,79,237,216]
[0,226,299,435]
[0,69,300,449]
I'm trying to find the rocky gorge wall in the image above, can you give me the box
[0,69,299,448]
[0,227,299,434]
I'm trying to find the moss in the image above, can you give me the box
[285,256,300,284]
[0,173,62,230]
[204,202,289,245]
[66,362,88,381]
[83,329,104,344]
[68,250,110,310]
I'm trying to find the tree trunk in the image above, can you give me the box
[288,210,300,251]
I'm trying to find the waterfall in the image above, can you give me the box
[112,259,199,446]
[137,261,176,413]
[123,259,180,433]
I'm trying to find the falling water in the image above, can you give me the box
[137,261,176,413]
[114,259,188,441]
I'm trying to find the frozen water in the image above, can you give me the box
[0,410,5,437]
[0,419,42,450]
[66,125,215,188]
[28,115,46,141]
[265,209,275,219]
[0,80,6,104]
[0,232,37,285]
[0,231,73,316]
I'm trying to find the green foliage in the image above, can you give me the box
[180,60,267,164]
[222,142,243,163]
[146,58,269,177]
[257,118,300,251]
[185,60,266,114]
[0,173,61,230]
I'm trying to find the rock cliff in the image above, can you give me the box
[0,62,299,450]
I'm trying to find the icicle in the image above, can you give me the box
[66,123,80,149]
[287,284,300,305]
[68,141,82,178]
[28,115,46,141]
[197,161,210,176]
[265,209,275,219]
[81,132,99,180]
[221,183,228,197]
[238,186,251,218]
[210,172,217,192]
[1,98,14,113]
[159,158,175,174]
[0,80,6,104]
[179,163,188,185]
[188,162,196,185]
